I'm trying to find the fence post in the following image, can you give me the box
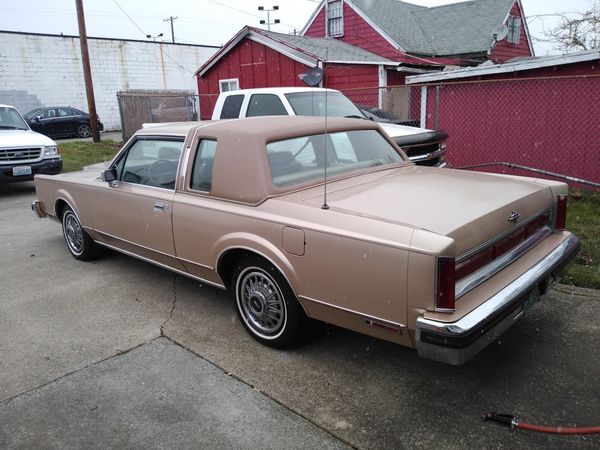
[434,84,441,130]
[420,85,427,128]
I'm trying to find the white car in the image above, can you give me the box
[0,104,62,183]
[211,87,448,167]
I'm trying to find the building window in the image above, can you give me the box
[507,15,521,44]
[219,78,239,93]
[327,0,343,37]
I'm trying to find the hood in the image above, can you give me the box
[287,166,553,255]
[0,129,56,147]
[378,122,433,137]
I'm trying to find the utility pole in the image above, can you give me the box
[75,0,100,142]
[163,16,178,43]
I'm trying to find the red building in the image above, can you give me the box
[196,0,534,119]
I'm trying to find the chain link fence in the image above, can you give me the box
[117,90,199,141]
[340,74,600,190]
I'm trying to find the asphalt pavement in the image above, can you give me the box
[1,182,599,449]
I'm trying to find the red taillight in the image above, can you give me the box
[436,257,455,311]
[555,194,568,230]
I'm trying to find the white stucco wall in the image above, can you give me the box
[0,32,218,130]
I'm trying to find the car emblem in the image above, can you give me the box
[507,211,520,224]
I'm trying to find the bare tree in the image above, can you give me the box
[528,1,600,53]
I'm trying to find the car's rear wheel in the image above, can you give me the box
[77,124,92,138]
[61,206,99,260]
[232,256,305,348]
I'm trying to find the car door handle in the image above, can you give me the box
[154,201,168,212]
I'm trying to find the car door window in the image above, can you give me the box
[40,109,56,119]
[57,108,71,117]
[190,140,218,191]
[247,94,288,117]
[114,138,184,189]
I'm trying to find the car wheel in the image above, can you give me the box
[61,206,99,260]
[77,124,92,138]
[232,256,305,348]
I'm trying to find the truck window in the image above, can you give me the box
[220,95,244,119]
[247,94,288,117]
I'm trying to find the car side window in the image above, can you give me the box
[247,94,288,117]
[114,138,184,189]
[220,95,244,119]
[57,108,71,117]
[40,109,56,119]
[190,140,218,192]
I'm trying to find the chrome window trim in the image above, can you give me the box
[455,226,552,299]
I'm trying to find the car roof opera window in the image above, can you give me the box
[220,94,244,119]
[115,138,184,190]
[191,140,218,192]
[246,94,288,117]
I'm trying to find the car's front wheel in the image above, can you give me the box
[232,256,305,348]
[61,206,99,260]
[77,124,92,138]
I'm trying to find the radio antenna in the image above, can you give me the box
[321,49,329,210]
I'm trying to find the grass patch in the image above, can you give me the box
[58,140,120,173]
[563,190,600,289]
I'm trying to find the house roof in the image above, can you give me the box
[196,26,397,77]
[308,0,522,57]
[405,49,600,83]
[411,0,517,56]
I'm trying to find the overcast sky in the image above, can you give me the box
[0,0,595,55]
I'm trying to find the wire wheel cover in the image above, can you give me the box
[238,270,286,336]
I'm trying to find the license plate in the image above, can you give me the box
[13,166,32,176]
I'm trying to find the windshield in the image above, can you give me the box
[266,129,404,187]
[285,92,365,119]
[23,108,43,120]
[0,107,29,130]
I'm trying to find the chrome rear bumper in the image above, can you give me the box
[415,233,580,365]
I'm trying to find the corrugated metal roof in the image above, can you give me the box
[349,0,516,56]
[406,49,600,83]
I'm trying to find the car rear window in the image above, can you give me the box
[266,130,403,187]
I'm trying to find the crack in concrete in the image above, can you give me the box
[160,275,178,336]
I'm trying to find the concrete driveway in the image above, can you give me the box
[1,182,599,449]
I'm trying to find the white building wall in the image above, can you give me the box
[0,32,218,130]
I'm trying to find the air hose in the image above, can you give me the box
[482,413,600,435]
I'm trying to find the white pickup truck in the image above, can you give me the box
[211,87,448,167]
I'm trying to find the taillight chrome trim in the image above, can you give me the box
[455,225,552,299]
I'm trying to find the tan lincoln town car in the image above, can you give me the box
[32,116,580,364]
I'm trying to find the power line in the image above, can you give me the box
[112,0,148,38]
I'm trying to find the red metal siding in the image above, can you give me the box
[304,2,408,61]
[491,2,533,63]
[325,63,380,105]
[198,39,310,119]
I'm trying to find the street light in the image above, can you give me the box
[146,32,164,42]
[258,5,280,31]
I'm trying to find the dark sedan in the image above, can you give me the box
[24,107,103,139]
